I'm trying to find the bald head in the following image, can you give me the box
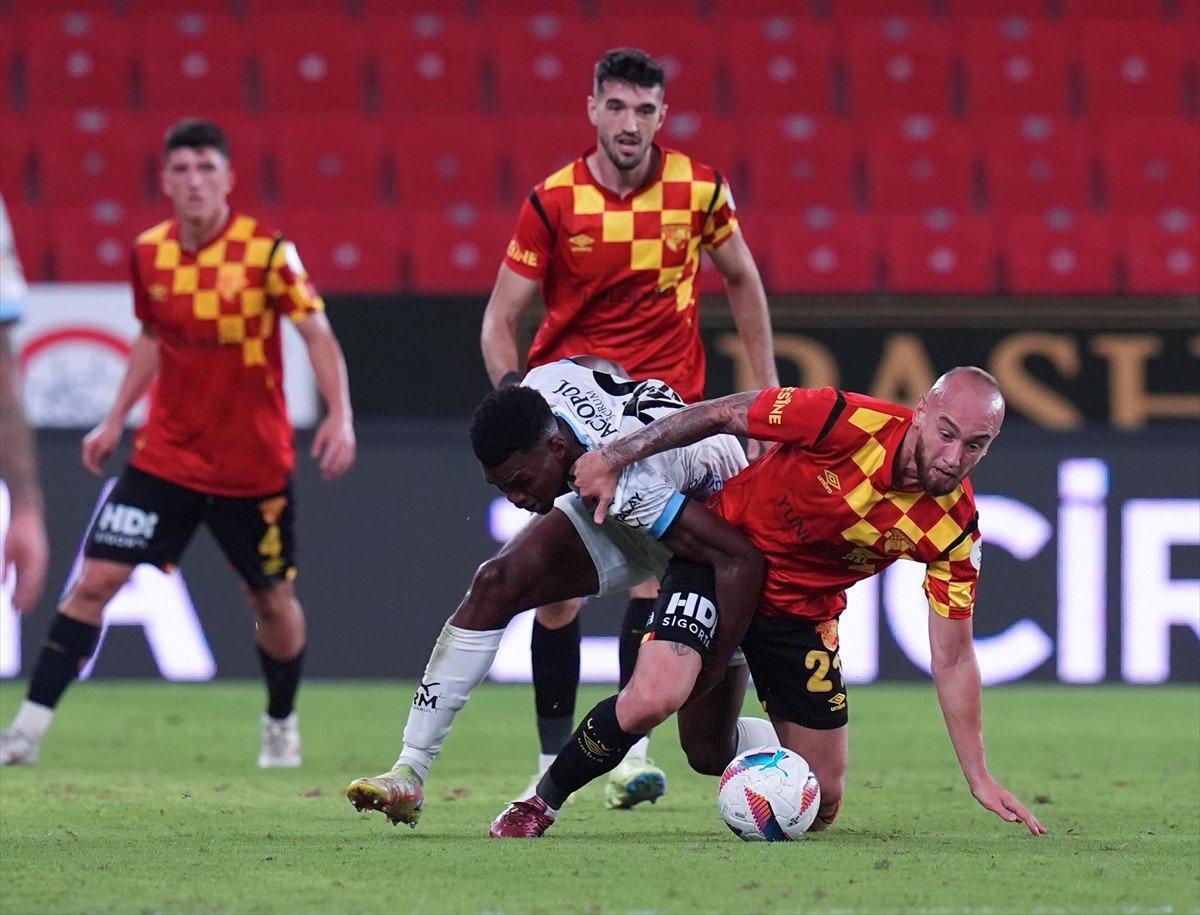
[904,367,1005,496]
[927,366,1006,431]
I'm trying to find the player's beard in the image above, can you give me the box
[915,437,960,497]
[600,132,647,172]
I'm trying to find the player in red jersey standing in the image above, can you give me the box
[569,368,1046,837]
[480,47,778,808]
[0,120,356,769]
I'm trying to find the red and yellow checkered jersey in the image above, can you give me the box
[504,145,739,404]
[710,387,982,623]
[128,212,324,497]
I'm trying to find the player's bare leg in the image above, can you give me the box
[247,581,305,768]
[771,718,848,829]
[1,559,127,766]
[349,508,598,826]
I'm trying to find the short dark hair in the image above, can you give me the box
[470,386,558,468]
[163,119,230,161]
[594,47,667,95]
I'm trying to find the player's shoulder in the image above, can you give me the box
[134,218,175,247]
[840,390,913,425]
[535,158,584,196]
[660,147,722,182]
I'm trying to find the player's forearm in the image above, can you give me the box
[726,272,779,390]
[931,647,992,789]
[306,329,353,423]
[600,393,758,471]
[480,310,523,388]
[0,326,43,510]
[102,330,159,429]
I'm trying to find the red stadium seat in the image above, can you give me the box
[0,116,36,203]
[942,0,1053,17]
[48,201,165,282]
[1099,118,1200,214]
[23,15,133,109]
[489,12,610,113]
[406,207,514,293]
[760,210,881,294]
[981,117,1094,213]
[1058,0,1169,18]
[1123,210,1200,295]
[861,114,977,213]
[397,115,505,209]
[134,9,252,114]
[883,212,997,293]
[267,115,389,208]
[742,114,860,211]
[261,207,402,294]
[600,18,720,114]
[502,113,593,202]
[726,20,836,115]
[254,15,370,112]
[37,136,158,207]
[844,18,955,115]
[827,0,937,16]
[372,22,486,113]
[961,18,1072,116]
[1078,20,1188,117]
[1001,211,1118,293]
[3,200,53,282]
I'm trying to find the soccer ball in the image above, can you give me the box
[718,746,821,841]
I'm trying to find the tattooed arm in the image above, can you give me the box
[571,391,759,524]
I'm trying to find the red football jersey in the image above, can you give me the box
[710,387,982,623]
[129,212,324,497]
[504,145,739,403]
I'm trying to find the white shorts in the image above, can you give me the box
[554,493,671,597]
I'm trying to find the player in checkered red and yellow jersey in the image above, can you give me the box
[503,148,737,405]
[129,211,322,497]
[572,368,1047,837]
[0,120,355,772]
[480,47,779,810]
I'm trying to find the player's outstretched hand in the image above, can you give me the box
[3,503,48,614]
[570,449,619,524]
[311,413,356,480]
[82,420,122,475]
[971,777,1046,836]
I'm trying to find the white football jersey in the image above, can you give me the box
[523,359,747,538]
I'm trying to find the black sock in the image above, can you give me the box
[531,615,580,754]
[619,598,655,689]
[537,695,644,808]
[257,645,304,720]
[27,614,101,709]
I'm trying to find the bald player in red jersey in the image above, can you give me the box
[0,119,355,771]
[572,368,1047,836]
[479,47,778,809]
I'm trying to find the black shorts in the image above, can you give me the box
[642,558,718,662]
[741,614,848,730]
[84,465,296,590]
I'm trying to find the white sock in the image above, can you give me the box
[395,622,506,781]
[735,716,778,754]
[537,752,557,775]
[12,700,53,741]
[625,734,651,762]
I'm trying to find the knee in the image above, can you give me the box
[247,583,299,624]
[616,679,687,734]
[455,558,522,628]
[62,564,129,621]
[534,598,580,628]
[814,767,845,815]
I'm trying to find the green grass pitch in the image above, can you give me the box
[0,681,1196,915]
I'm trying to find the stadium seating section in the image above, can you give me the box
[1,0,1196,296]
